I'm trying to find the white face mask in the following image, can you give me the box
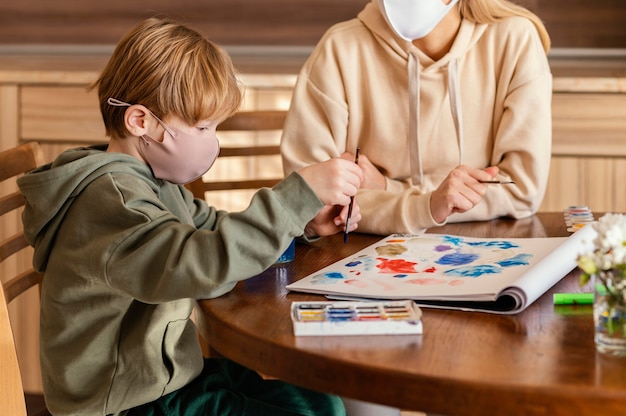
[377,0,459,41]
[108,98,220,184]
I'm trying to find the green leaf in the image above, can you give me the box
[579,272,591,287]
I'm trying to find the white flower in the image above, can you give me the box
[586,213,626,270]
[614,246,626,265]
[577,213,626,292]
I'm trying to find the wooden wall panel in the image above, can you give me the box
[552,93,626,157]
[20,86,105,143]
[526,0,626,50]
[541,156,626,214]
[0,0,624,48]
[0,0,368,46]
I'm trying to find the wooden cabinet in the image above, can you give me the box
[546,88,626,214]
[21,86,104,142]
[546,56,626,213]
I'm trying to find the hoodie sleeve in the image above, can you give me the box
[111,173,323,301]
[280,34,350,170]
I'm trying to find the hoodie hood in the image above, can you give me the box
[358,1,486,185]
[17,145,156,271]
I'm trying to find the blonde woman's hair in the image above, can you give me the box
[460,0,551,53]
[92,17,242,138]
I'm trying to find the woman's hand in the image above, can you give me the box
[340,151,386,190]
[430,165,499,223]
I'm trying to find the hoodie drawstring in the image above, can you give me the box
[408,50,423,185]
[407,52,463,186]
[447,59,464,166]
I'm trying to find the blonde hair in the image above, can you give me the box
[460,0,551,53]
[92,18,242,138]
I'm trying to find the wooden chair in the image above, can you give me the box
[0,142,50,416]
[185,110,287,200]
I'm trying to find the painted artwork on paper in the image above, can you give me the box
[287,233,567,301]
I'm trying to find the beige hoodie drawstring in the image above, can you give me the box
[408,49,422,185]
[407,52,463,186]
[447,58,464,165]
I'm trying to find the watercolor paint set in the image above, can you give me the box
[291,300,423,336]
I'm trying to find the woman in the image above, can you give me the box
[281,0,552,235]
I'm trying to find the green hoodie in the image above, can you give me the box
[17,145,322,415]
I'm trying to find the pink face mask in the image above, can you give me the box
[108,98,220,184]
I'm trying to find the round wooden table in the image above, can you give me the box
[197,213,626,415]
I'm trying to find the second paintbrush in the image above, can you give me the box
[344,147,360,243]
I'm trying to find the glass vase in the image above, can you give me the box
[593,270,626,356]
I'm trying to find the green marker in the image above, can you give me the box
[553,293,594,305]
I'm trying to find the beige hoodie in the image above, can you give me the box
[281,0,552,235]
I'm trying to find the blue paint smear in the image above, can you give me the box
[441,235,464,246]
[361,257,377,271]
[445,264,502,278]
[310,273,342,285]
[496,253,532,267]
[436,252,480,266]
[323,272,345,279]
[393,274,408,278]
[345,260,362,267]
[466,240,519,250]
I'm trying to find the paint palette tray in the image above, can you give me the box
[291,300,423,336]
[563,205,594,232]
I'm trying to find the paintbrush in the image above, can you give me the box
[479,180,515,184]
[344,147,360,244]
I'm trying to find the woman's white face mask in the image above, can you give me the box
[377,0,459,40]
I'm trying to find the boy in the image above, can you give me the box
[18,18,362,415]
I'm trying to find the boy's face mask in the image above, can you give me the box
[108,98,220,184]
[377,0,459,41]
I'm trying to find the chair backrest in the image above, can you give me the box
[185,110,287,200]
[0,284,26,415]
[0,141,46,416]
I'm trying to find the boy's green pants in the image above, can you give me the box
[126,358,346,416]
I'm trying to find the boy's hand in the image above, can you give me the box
[304,203,361,238]
[341,152,385,190]
[298,158,363,206]
[430,165,499,223]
